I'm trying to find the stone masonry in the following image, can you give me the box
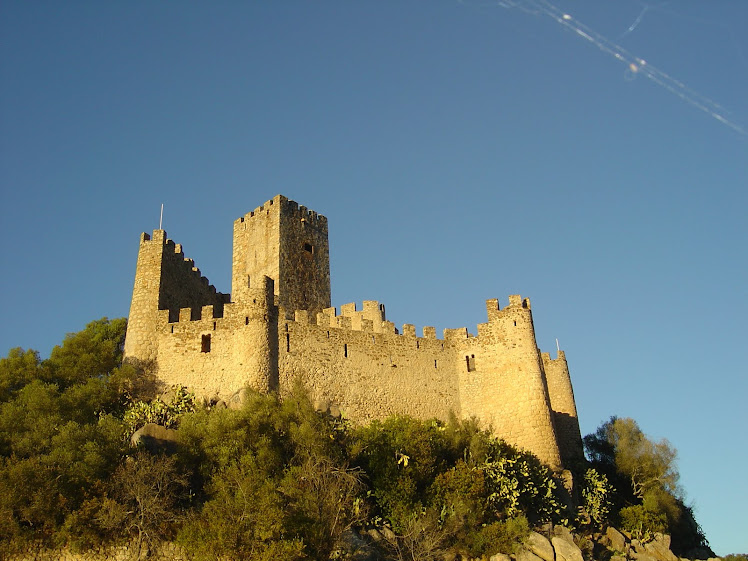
[123,195,583,469]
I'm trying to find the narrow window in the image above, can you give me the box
[245,317,249,325]
[344,343,348,358]
[304,243,314,254]
[327,331,330,338]
[466,354,476,372]
[201,334,211,353]
[513,320,517,326]
[416,340,420,349]
[213,321,217,331]
[434,359,437,369]
[286,333,290,352]
[170,325,174,333]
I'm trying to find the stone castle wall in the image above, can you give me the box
[124,195,584,469]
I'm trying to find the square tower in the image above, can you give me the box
[231,195,330,314]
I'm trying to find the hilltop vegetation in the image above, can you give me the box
[0,318,719,560]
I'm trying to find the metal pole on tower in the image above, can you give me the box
[159,204,164,230]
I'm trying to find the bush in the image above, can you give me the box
[482,439,570,526]
[580,468,614,528]
[123,385,197,435]
[469,516,530,556]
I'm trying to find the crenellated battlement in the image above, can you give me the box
[234,195,328,231]
[124,195,582,470]
[139,230,224,296]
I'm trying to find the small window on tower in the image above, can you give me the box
[304,243,314,254]
[466,354,476,372]
[201,334,211,353]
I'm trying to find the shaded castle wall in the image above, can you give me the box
[124,230,229,364]
[542,351,584,466]
[277,302,462,425]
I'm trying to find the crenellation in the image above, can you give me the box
[340,303,357,316]
[507,294,523,307]
[402,324,416,337]
[124,195,583,470]
[486,298,501,321]
[201,305,215,321]
[444,327,469,340]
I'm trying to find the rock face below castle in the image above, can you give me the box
[123,195,583,469]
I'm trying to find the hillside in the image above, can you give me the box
[0,318,730,561]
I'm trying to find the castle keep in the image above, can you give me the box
[124,195,583,468]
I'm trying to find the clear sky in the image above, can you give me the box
[1,1,746,554]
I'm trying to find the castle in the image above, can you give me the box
[123,195,583,469]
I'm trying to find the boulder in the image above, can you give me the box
[644,534,678,561]
[517,549,546,561]
[227,390,244,409]
[526,532,555,561]
[130,423,179,454]
[552,536,583,561]
[490,554,512,561]
[632,554,659,561]
[605,527,628,554]
[553,525,575,545]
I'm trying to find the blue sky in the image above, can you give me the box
[1,1,746,554]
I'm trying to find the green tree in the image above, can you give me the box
[0,318,132,552]
[98,452,189,559]
[584,417,709,554]
[45,317,128,389]
[0,347,42,402]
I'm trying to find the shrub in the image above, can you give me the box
[580,468,614,528]
[123,385,197,434]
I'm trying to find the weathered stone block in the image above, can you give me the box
[552,536,584,561]
[527,531,555,561]
[517,549,546,561]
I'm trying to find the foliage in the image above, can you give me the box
[97,452,189,558]
[351,416,564,557]
[0,347,42,402]
[579,468,614,528]
[583,416,709,555]
[482,439,569,526]
[350,416,452,531]
[123,385,197,434]
[0,317,718,559]
[619,503,668,542]
[0,318,133,552]
[177,385,367,560]
[469,516,530,556]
